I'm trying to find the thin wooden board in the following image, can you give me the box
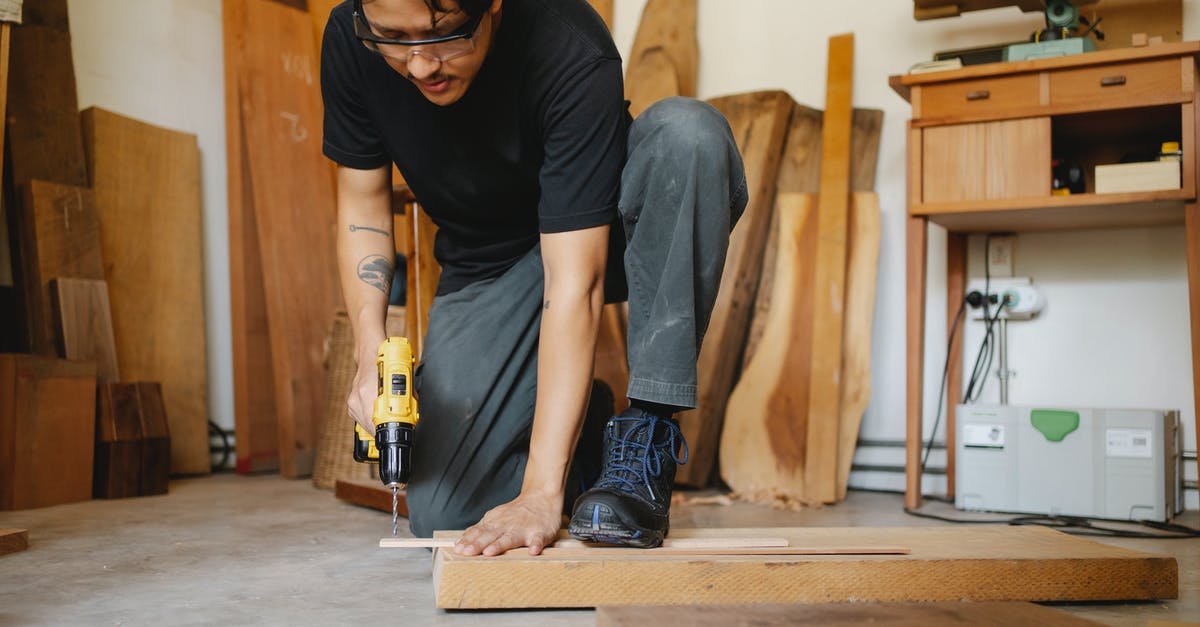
[0,528,28,556]
[13,181,103,356]
[804,33,855,505]
[624,0,696,117]
[224,0,280,475]
[674,91,794,487]
[81,107,210,476]
[232,0,340,477]
[397,197,439,358]
[335,478,409,518]
[431,526,1178,609]
[5,0,88,188]
[49,278,119,383]
[383,536,793,550]
[597,602,1103,626]
[0,22,12,287]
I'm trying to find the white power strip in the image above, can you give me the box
[966,277,1046,321]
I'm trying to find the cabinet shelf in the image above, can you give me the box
[913,189,1189,232]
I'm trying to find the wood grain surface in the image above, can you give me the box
[597,601,1102,626]
[624,0,696,117]
[81,107,210,476]
[0,528,29,557]
[49,278,119,384]
[432,526,1178,609]
[228,0,340,477]
[335,478,409,517]
[674,91,794,487]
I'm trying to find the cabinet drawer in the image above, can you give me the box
[1049,58,1187,110]
[921,74,1041,120]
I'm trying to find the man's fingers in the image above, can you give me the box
[482,531,517,557]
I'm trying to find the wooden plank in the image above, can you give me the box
[49,278,119,384]
[720,194,817,505]
[0,528,28,556]
[944,232,968,499]
[398,197,440,358]
[431,526,1178,609]
[224,0,280,476]
[624,0,696,117]
[834,193,881,500]
[598,602,1103,626]
[13,181,104,356]
[804,33,854,504]
[93,383,143,499]
[0,22,12,288]
[81,107,211,477]
[5,0,88,188]
[383,536,794,550]
[135,382,171,496]
[335,478,409,517]
[1188,203,1200,480]
[0,354,96,510]
[674,91,794,487]
[229,0,340,477]
[905,217,929,510]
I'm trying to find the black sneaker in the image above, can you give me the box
[567,411,689,548]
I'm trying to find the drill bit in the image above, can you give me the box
[392,485,399,537]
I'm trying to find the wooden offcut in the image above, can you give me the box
[597,602,1103,626]
[134,382,171,496]
[93,383,143,499]
[49,278,120,383]
[624,0,697,118]
[674,91,794,487]
[5,0,87,188]
[13,181,103,356]
[804,33,855,505]
[335,478,409,518]
[0,354,97,510]
[431,526,1177,609]
[226,0,340,478]
[81,107,210,477]
[0,528,28,557]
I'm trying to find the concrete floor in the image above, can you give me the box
[0,475,1196,626]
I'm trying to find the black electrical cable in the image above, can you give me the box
[903,504,1200,539]
[208,420,232,472]
[921,300,967,473]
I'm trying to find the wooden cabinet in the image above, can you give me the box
[891,42,1200,509]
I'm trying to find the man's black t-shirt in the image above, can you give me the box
[321,0,631,296]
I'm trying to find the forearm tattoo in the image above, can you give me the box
[543,300,551,310]
[348,224,389,236]
[357,254,394,294]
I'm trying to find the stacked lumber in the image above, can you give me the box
[225,0,340,478]
[2,0,193,503]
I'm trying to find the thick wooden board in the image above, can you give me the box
[598,602,1102,626]
[383,536,794,550]
[804,33,855,504]
[81,107,210,477]
[5,0,87,188]
[624,0,696,117]
[0,528,28,556]
[835,194,881,500]
[742,108,883,369]
[335,478,409,518]
[0,354,96,510]
[230,0,340,477]
[431,526,1178,609]
[93,383,143,499]
[674,91,794,488]
[224,0,280,475]
[49,278,119,384]
[134,382,171,496]
[13,181,103,356]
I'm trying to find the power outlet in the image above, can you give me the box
[987,236,1015,278]
[966,277,1046,320]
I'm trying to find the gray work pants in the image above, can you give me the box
[407,97,748,537]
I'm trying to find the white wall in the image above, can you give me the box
[68,0,233,432]
[63,1,1198,504]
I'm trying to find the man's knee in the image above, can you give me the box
[406,489,479,538]
[629,96,736,158]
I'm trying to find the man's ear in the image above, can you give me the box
[490,0,502,29]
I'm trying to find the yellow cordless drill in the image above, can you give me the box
[353,337,419,536]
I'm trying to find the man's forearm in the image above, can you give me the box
[521,286,604,498]
[335,169,395,361]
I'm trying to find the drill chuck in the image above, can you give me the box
[374,421,414,486]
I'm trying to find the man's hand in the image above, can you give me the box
[348,359,380,435]
[453,491,562,556]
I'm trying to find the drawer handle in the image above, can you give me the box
[966,90,991,101]
[1100,75,1127,87]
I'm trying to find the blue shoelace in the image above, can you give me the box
[594,415,689,494]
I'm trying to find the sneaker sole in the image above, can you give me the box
[567,501,665,549]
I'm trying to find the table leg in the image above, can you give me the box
[906,216,928,510]
[945,233,967,499]
[1186,203,1200,465]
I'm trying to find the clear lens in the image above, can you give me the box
[362,37,475,63]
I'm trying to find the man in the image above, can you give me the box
[321,0,746,555]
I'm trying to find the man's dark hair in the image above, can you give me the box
[424,0,492,19]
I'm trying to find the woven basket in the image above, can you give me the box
[312,306,407,489]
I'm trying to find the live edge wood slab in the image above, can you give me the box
[427,526,1177,609]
